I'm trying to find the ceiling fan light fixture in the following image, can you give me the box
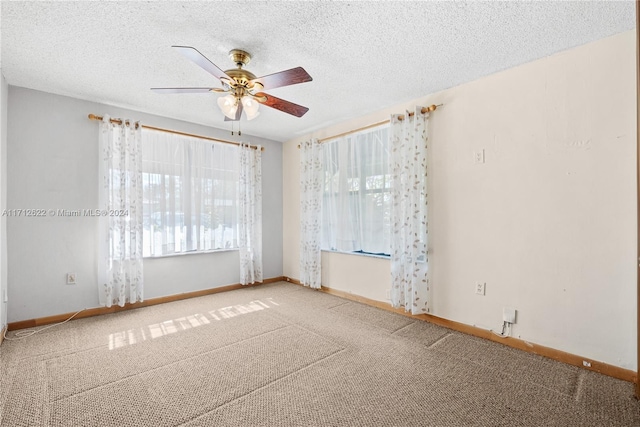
[217,94,238,119]
[246,110,260,121]
[241,96,260,120]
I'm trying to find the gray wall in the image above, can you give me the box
[7,86,283,322]
[1,73,7,331]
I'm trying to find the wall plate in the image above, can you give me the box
[503,307,517,324]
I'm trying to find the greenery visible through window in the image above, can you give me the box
[321,124,391,256]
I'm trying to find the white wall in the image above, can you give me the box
[7,87,283,322]
[0,72,8,331]
[283,31,637,371]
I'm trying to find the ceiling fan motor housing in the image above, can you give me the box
[224,68,257,87]
[223,50,264,93]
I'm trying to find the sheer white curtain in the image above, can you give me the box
[300,138,323,289]
[322,126,390,254]
[390,107,430,315]
[238,143,263,285]
[98,116,144,308]
[141,129,239,256]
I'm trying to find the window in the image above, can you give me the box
[321,125,391,255]
[141,129,239,257]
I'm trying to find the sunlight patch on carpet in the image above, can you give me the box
[108,298,280,350]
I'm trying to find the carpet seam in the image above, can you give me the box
[42,361,51,427]
[429,345,580,399]
[426,332,453,348]
[262,310,349,349]
[9,342,109,366]
[329,302,415,334]
[325,301,350,309]
[51,304,291,363]
[574,371,586,402]
[256,309,351,353]
[399,327,581,399]
[390,321,419,335]
[278,288,350,310]
[5,297,290,365]
[175,347,349,426]
[285,322,349,352]
[48,323,291,403]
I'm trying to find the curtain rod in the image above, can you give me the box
[297,104,442,148]
[87,114,265,151]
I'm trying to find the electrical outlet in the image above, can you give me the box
[385,289,391,300]
[475,282,485,295]
[67,273,77,285]
[503,307,517,324]
[474,149,485,164]
[582,360,592,368]
[2,288,7,303]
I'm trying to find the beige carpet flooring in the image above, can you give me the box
[0,281,638,426]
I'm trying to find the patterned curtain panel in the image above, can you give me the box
[390,107,430,315]
[98,115,144,308]
[299,139,323,289]
[238,143,263,285]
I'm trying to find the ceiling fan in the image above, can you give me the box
[152,46,312,121]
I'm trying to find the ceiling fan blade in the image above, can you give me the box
[224,101,244,122]
[151,87,218,94]
[172,46,232,82]
[250,67,312,90]
[256,92,309,117]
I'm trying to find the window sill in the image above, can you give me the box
[144,248,238,260]
[321,249,390,260]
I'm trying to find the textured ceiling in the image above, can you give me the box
[1,1,635,142]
